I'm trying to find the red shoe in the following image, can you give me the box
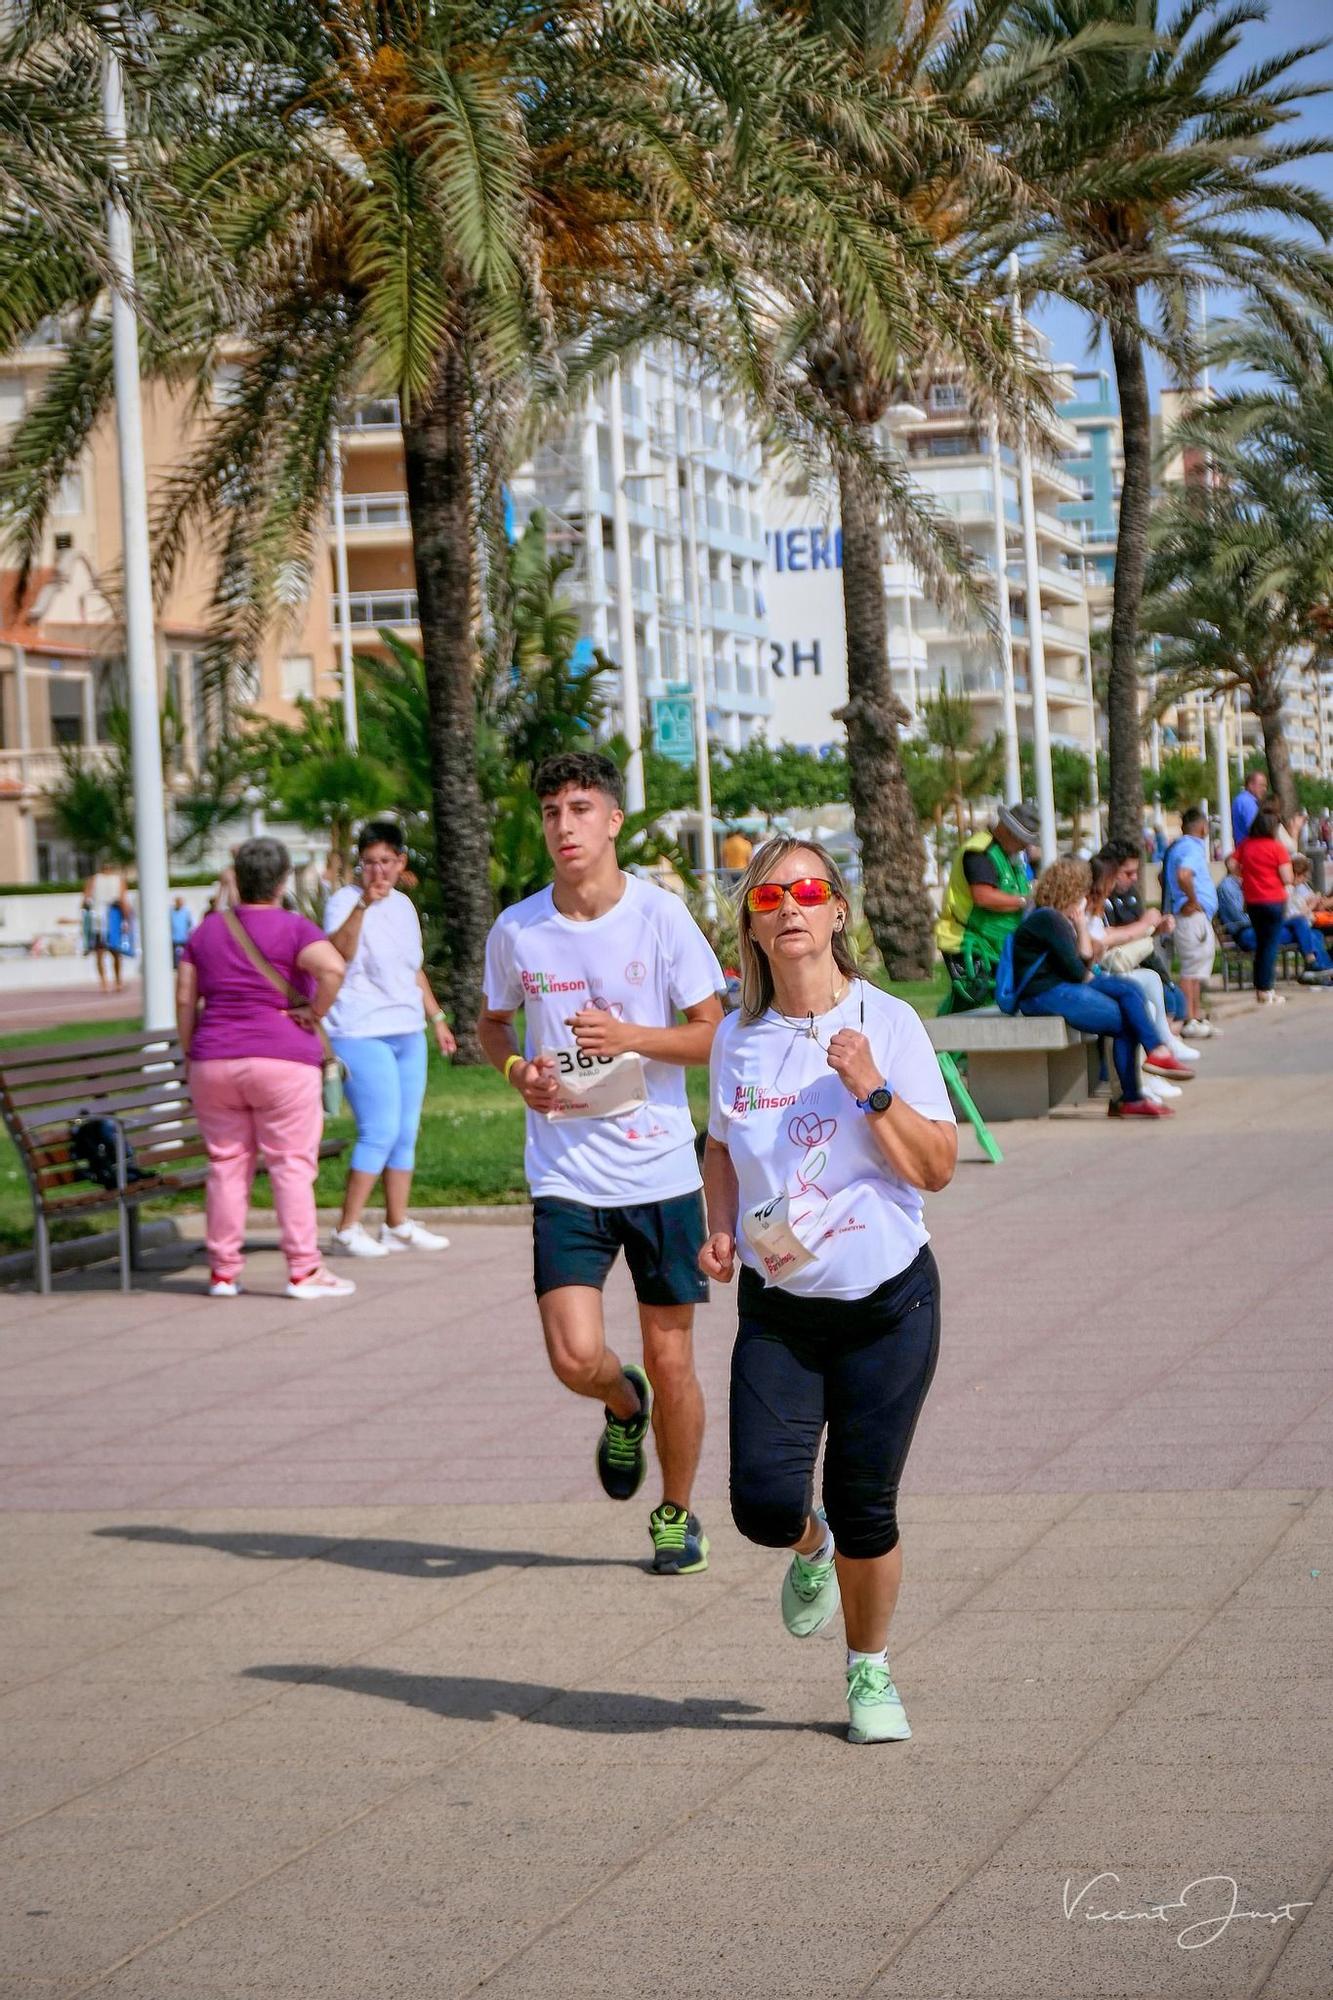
[1109,1097,1173,1119]
[1143,1051,1194,1080]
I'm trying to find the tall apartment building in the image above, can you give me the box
[507,347,773,757]
[764,333,1099,760]
[1059,369,1121,619]
[0,331,773,883]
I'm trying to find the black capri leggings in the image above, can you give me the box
[729,1246,940,1562]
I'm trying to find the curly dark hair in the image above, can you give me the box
[532,750,624,808]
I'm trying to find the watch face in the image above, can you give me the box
[868,1087,893,1112]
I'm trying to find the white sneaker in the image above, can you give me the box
[331,1223,391,1259]
[1256,989,1287,1007]
[1168,1037,1201,1063]
[380,1219,451,1253]
[1143,1075,1182,1101]
[287,1267,357,1300]
[1182,1018,1216,1039]
[208,1276,242,1298]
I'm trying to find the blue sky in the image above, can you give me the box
[1028,0,1333,402]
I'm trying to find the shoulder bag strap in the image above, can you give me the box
[221,909,335,1064]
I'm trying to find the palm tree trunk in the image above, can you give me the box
[1254,677,1297,820]
[401,342,490,1063]
[1107,306,1152,845]
[833,451,933,979]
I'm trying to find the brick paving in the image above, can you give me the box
[1,995,1330,1997]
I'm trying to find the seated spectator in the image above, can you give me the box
[1163,807,1219,1037]
[1290,855,1333,936]
[1097,839,1186,1021]
[935,802,1038,1008]
[1085,857,1199,1102]
[1011,860,1194,1121]
[1221,850,1333,985]
[1278,807,1307,857]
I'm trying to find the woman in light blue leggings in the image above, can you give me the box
[324,821,457,1259]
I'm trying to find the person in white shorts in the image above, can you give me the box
[478,752,723,1574]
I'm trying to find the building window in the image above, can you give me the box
[53,470,84,516]
[929,383,968,412]
[281,655,315,704]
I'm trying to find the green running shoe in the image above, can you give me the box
[649,1503,709,1575]
[595,1362,652,1501]
[781,1515,840,1638]
[846,1660,912,1744]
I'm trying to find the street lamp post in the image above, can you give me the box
[329,418,359,750]
[1214,701,1234,858]
[101,7,173,1030]
[1009,255,1057,865]
[608,365,645,814]
[988,414,1022,802]
[680,389,718,922]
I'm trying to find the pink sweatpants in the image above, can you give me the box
[190,1058,323,1280]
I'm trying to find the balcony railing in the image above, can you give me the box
[331,491,410,530]
[0,745,114,794]
[330,590,419,628]
[343,398,402,432]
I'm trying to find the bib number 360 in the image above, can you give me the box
[555,1049,614,1074]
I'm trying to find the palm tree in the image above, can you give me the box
[2,2,1020,1042]
[992,0,1333,842]
[1141,464,1333,815]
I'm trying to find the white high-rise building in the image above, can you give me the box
[763,337,1099,764]
[509,346,773,757]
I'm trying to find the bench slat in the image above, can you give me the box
[15,1083,192,1134]
[5,1063,188,1113]
[2,1049,184,1100]
[0,1031,176,1073]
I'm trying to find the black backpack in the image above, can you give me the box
[69,1116,154,1193]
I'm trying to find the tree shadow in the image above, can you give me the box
[92,1524,641,1578]
[243,1662,832,1735]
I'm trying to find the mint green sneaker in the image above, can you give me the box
[845,1660,911,1744]
[781,1518,840,1637]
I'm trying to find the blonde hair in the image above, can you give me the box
[734,836,857,1021]
[1033,859,1091,912]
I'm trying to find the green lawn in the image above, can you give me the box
[0,966,949,1254]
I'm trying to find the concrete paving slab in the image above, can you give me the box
[2,1003,1331,1997]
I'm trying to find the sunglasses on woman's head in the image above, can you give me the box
[744,877,837,915]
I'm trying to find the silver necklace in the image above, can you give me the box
[773,977,863,1044]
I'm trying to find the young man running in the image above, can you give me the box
[479,752,724,1574]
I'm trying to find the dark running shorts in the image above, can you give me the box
[532,1191,709,1307]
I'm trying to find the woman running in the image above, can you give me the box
[701,836,957,1744]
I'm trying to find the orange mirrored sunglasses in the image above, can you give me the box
[743,877,837,915]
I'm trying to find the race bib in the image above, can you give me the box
[540,1046,648,1122]
[741,1192,817,1286]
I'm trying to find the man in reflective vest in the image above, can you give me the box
[935,803,1039,1009]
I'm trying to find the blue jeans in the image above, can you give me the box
[1021,974,1162,1102]
[1244,902,1287,994]
[1232,917,1331,971]
[332,1030,428,1174]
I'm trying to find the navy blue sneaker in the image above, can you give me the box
[596,1362,652,1501]
[649,1504,709,1575]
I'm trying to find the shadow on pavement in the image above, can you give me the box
[243,1663,827,1735]
[93,1524,640,1578]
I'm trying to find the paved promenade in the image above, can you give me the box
[2,998,1330,1997]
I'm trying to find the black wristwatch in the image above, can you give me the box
[856,1084,893,1115]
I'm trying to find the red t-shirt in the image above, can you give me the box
[1237,836,1289,907]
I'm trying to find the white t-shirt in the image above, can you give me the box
[708,980,955,1300]
[323,886,425,1039]
[483,873,723,1207]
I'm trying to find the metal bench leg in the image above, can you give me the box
[128,1207,142,1271]
[937,1052,1003,1165]
[34,1209,52,1295]
[117,1200,132,1294]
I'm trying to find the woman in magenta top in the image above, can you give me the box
[176,837,352,1299]
[1237,806,1295,1005]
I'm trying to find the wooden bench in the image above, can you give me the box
[1214,922,1302,994]
[924,1008,1100,1122]
[0,1030,346,1293]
